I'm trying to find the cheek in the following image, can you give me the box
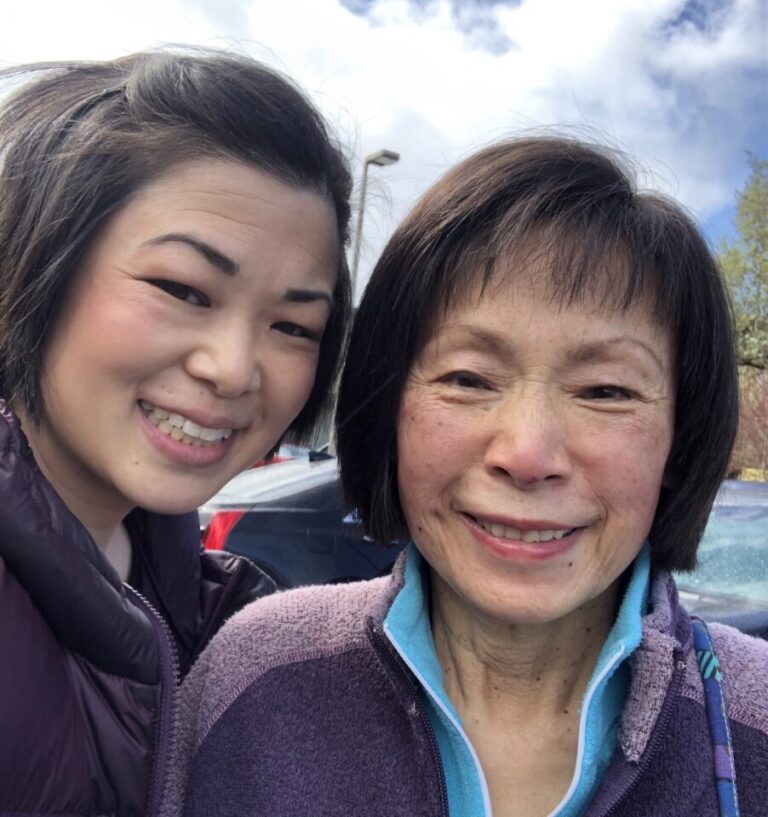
[397,395,448,481]
[580,419,673,533]
[397,399,471,527]
[268,353,320,419]
[53,282,161,382]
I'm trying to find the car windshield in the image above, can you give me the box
[674,481,768,604]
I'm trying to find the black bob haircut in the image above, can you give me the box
[0,48,352,444]
[336,137,739,572]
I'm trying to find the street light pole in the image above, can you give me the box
[350,148,400,295]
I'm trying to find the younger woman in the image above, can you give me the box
[0,49,351,815]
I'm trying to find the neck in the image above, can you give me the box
[15,407,130,553]
[431,571,620,720]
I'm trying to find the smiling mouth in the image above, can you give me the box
[139,400,233,447]
[471,515,578,543]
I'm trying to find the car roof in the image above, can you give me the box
[715,479,768,506]
[200,456,339,510]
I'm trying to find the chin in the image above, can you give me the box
[472,592,577,628]
[127,483,219,516]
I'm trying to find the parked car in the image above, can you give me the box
[200,457,768,638]
[675,479,768,638]
[199,453,401,588]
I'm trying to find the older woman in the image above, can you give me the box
[0,50,351,815]
[172,138,767,817]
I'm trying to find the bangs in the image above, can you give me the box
[422,214,675,350]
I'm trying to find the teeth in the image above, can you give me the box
[182,419,202,437]
[478,519,572,542]
[139,400,233,447]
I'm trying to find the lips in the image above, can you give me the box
[462,512,584,562]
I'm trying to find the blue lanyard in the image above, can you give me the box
[691,617,741,817]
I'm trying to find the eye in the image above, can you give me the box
[439,370,489,389]
[272,321,321,342]
[581,384,634,400]
[150,279,210,307]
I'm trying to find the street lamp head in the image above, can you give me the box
[366,148,400,167]
[351,147,400,292]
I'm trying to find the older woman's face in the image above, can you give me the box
[397,275,675,627]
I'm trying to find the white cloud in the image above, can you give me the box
[1,0,764,294]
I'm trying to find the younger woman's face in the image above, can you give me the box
[25,157,338,524]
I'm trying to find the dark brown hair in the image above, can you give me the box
[336,137,738,571]
[0,48,352,443]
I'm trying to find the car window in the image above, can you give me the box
[675,483,768,604]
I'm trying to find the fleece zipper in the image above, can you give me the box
[369,620,450,817]
[593,653,687,817]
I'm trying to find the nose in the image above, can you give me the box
[184,321,261,398]
[483,389,569,490]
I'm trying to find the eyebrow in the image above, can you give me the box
[143,233,239,276]
[568,337,668,373]
[284,288,333,306]
[447,327,667,373]
[446,326,514,357]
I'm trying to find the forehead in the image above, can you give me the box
[135,157,336,235]
[92,157,339,283]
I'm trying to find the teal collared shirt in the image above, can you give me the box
[383,544,651,817]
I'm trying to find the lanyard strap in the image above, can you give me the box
[691,617,741,817]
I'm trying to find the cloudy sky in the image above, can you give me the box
[1,0,765,297]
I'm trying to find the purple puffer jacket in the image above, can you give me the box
[167,554,768,817]
[0,402,275,816]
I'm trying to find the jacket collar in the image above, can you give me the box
[0,401,202,683]
[619,569,692,760]
[370,544,691,765]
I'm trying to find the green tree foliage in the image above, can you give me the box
[719,153,768,370]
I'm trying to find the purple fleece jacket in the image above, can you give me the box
[167,556,768,817]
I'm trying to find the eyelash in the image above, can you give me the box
[440,371,490,389]
[581,385,634,400]
[150,279,210,307]
[272,321,320,342]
